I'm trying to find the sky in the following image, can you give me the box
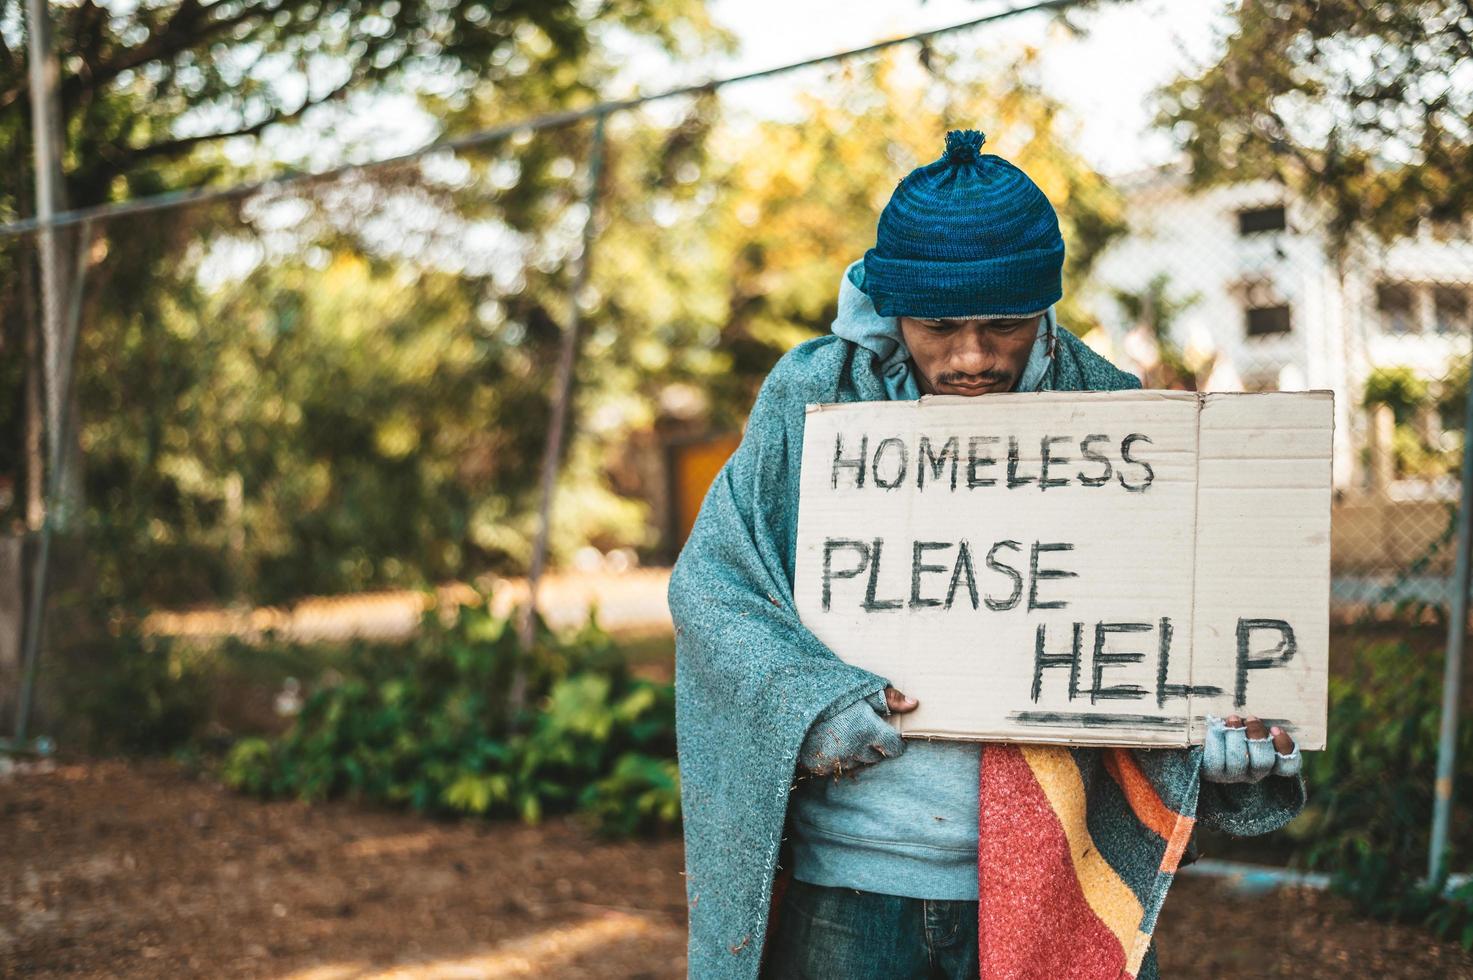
[238,0,1237,181]
[692,0,1236,176]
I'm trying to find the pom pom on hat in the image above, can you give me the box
[944,129,986,164]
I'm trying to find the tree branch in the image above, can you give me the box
[114,72,357,168]
[1259,101,1328,183]
[0,0,290,114]
[69,0,112,112]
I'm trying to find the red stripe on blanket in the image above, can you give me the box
[979,745,1128,980]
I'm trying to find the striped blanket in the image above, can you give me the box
[979,745,1199,979]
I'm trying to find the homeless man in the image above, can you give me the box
[668,129,1306,980]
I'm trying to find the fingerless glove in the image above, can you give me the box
[1201,715,1301,783]
[797,686,905,775]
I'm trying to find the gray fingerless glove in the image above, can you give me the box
[798,685,904,775]
[1201,715,1302,783]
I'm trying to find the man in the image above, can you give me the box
[668,129,1305,980]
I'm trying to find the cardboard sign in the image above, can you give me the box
[793,390,1332,749]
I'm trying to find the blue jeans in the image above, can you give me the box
[761,878,979,980]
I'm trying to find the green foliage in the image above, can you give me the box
[1438,359,1470,431]
[221,592,679,837]
[1110,273,1203,389]
[1362,366,1461,478]
[1,0,723,591]
[1389,425,1448,480]
[580,753,683,837]
[1158,1,1473,254]
[1,0,726,222]
[1290,639,1473,947]
[1363,367,1430,420]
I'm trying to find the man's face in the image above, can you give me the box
[897,314,1043,396]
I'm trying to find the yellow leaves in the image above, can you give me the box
[748,317,820,355]
[685,42,1125,370]
[631,335,671,371]
[444,772,512,814]
[374,416,421,459]
[1031,164,1074,206]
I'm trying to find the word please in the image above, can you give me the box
[829,432,1156,493]
[821,537,1077,613]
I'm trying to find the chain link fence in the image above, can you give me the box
[3,0,1470,892]
[1090,173,1473,614]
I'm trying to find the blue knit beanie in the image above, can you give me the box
[861,129,1065,318]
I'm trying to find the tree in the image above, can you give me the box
[2,1,733,747]
[1157,0,1473,253]
[3,7,1128,608]
[1111,273,1203,390]
[1363,365,1430,423]
[0,0,726,532]
[685,45,1128,424]
[0,1,722,212]
[1362,365,1458,478]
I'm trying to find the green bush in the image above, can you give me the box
[220,591,679,837]
[1291,638,1473,946]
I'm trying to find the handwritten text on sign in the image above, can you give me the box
[792,390,1332,748]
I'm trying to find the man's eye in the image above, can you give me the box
[920,320,952,331]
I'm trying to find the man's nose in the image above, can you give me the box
[952,326,994,375]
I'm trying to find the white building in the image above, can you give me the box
[1086,165,1473,489]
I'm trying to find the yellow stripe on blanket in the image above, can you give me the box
[1019,746,1145,951]
[1125,929,1153,977]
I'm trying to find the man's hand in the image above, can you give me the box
[882,687,919,715]
[797,686,920,776]
[1202,714,1301,783]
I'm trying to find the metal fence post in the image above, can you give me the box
[511,111,609,712]
[25,0,67,472]
[1429,351,1473,885]
[12,219,92,750]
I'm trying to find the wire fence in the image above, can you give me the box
[6,12,1469,603]
[1099,174,1473,613]
[2,0,1470,884]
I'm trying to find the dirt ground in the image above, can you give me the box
[3,759,1471,980]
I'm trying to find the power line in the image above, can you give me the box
[0,0,1082,240]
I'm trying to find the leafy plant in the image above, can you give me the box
[1289,638,1473,947]
[220,589,679,837]
[580,753,683,837]
[1158,0,1473,256]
